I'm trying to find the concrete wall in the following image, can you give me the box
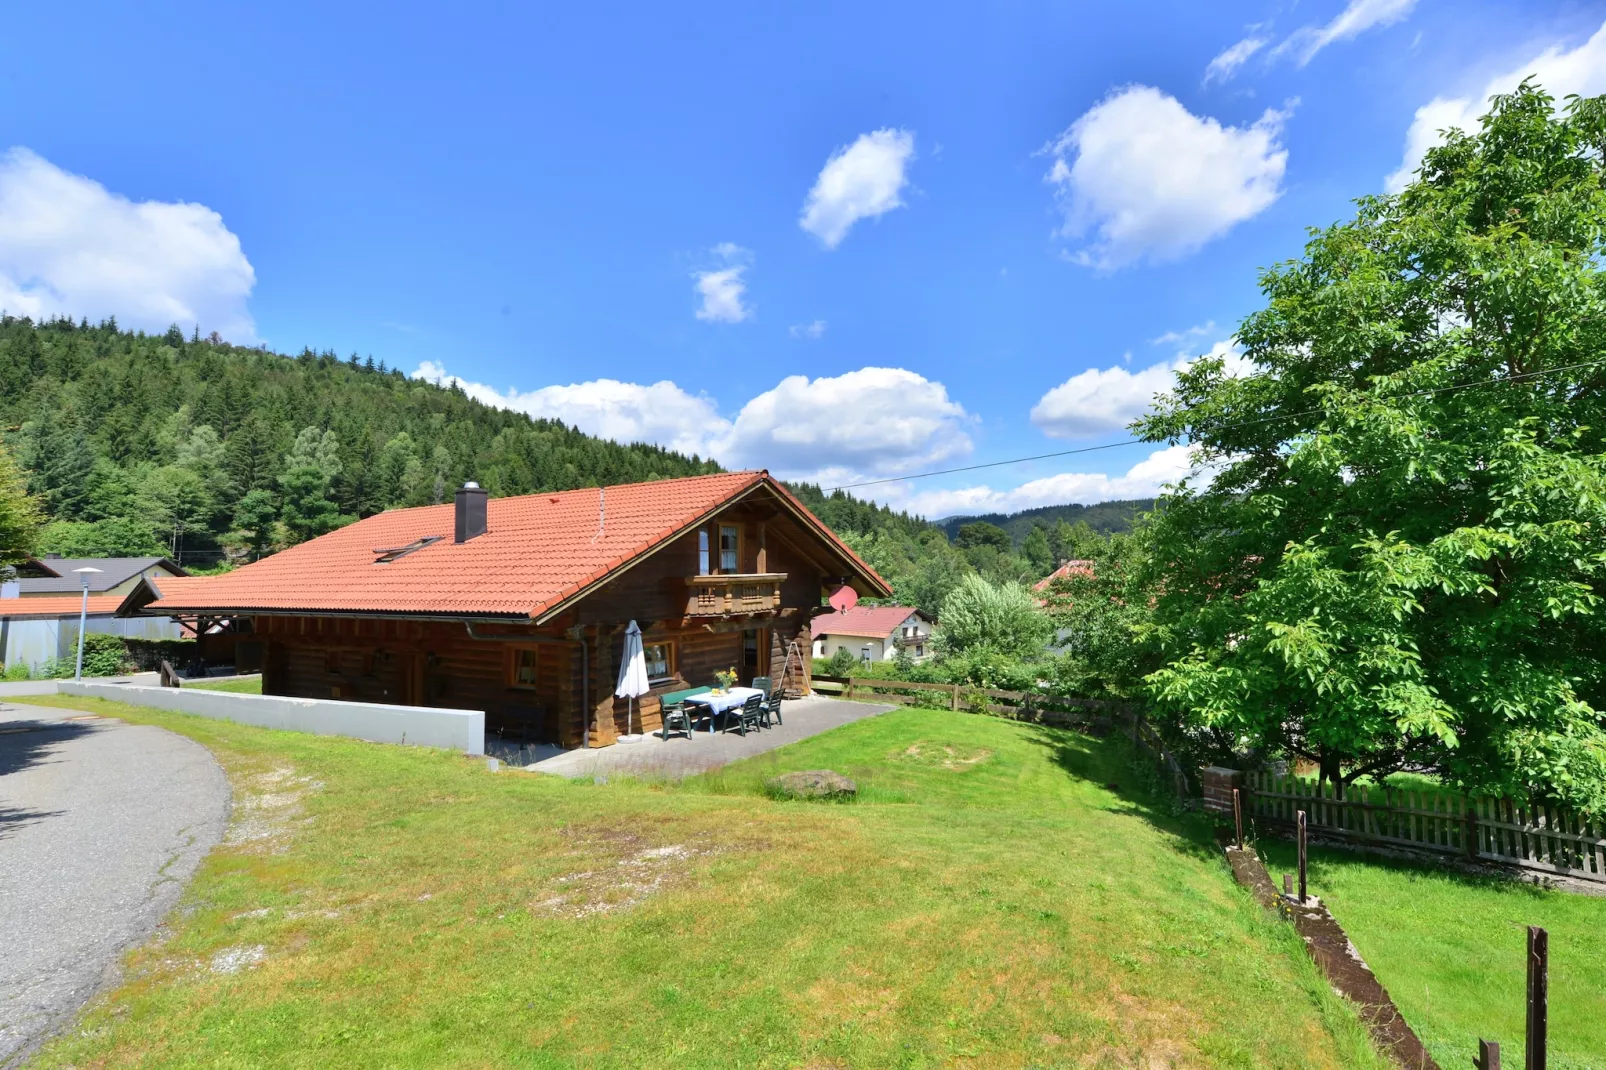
[60,681,485,754]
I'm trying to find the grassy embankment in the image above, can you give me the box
[16,695,1385,1068]
[1258,839,1606,1070]
[183,676,263,694]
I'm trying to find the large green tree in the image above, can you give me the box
[1140,84,1606,810]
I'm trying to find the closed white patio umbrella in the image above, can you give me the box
[615,620,651,742]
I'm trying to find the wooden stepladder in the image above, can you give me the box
[779,638,809,698]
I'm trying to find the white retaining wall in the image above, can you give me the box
[60,681,485,754]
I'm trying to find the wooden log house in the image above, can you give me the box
[117,471,890,747]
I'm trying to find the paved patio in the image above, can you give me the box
[525,695,895,780]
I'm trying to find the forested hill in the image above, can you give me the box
[0,316,720,563]
[938,499,1152,545]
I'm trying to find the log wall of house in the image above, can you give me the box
[252,496,841,747]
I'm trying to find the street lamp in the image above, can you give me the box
[72,566,102,681]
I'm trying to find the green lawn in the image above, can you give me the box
[1258,840,1606,1070]
[17,696,1386,1068]
[183,675,263,694]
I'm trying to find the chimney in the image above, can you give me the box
[454,482,488,543]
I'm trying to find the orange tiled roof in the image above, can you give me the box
[0,595,127,618]
[1032,559,1095,592]
[811,605,928,640]
[139,471,888,620]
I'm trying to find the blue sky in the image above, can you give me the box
[2,0,1603,516]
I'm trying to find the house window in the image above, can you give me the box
[719,524,739,572]
[508,647,538,689]
[698,529,710,574]
[915,644,924,657]
[644,641,675,682]
[861,645,872,664]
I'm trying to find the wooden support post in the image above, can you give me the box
[950,682,961,712]
[1297,809,1309,904]
[1233,787,1245,850]
[1283,873,1293,897]
[1527,926,1548,1070]
[1474,1038,1501,1070]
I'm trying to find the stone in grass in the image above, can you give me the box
[767,770,857,800]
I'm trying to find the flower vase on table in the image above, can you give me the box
[715,667,738,693]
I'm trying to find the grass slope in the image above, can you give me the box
[18,697,1383,1068]
[1258,841,1606,1070]
[183,677,263,694]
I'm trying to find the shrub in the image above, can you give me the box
[44,633,133,678]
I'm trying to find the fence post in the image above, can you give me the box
[1527,926,1548,1070]
[1474,1039,1500,1070]
[1233,787,1244,850]
[1297,810,1308,904]
[1465,796,1479,861]
[950,683,960,712]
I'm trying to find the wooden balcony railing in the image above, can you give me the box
[683,573,786,616]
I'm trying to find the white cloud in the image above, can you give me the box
[1151,320,1216,346]
[410,363,969,483]
[722,367,970,479]
[1030,340,1247,439]
[693,243,752,323]
[1042,87,1290,269]
[799,128,916,249]
[0,147,257,341]
[881,444,1202,518]
[412,362,730,459]
[789,319,827,340]
[1205,36,1268,85]
[1279,0,1417,66]
[1385,20,1606,192]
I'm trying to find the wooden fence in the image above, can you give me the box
[1246,771,1606,884]
[811,675,1192,800]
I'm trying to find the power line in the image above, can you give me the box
[823,356,1606,493]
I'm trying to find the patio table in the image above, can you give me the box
[683,687,764,734]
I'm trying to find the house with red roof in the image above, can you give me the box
[117,471,890,747]
[811,605,933,666]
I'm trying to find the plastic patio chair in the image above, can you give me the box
[726,693,765,735]
[659,700,693,741]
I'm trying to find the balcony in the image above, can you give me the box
[682,573,786,617]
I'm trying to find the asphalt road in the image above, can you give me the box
[0,704,228,1067]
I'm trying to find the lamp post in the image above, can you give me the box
[72,566,102,681]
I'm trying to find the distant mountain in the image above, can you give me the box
[938,499,1154,545]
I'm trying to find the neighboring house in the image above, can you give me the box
[0,595,186,674]
[812,605,934,665]
[10,555,187,599]
[118,472,890,747]
[1032,559,1094,595]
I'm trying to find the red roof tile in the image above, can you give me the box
[811,605,928,640]
[0,595,127,618]
[1032,560,1095,592]
[141,471,888,620]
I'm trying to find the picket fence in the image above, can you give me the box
[1246,771,1606,884]
[811,674,1191,800]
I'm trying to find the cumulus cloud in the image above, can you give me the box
[1042,87,1290,269]
[413,362,729,458]
[411,363,969,483]
[799,128,916,249]
[880,444,1203,518]
[1205,36,1268,85]
[693,243,752,323]
[1385,20,1606,192]
[789,319,827,340]
[722,367,970,478]
[1281,0,1417,66]
[1031,339,1247,439]
[0,147,257,341]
